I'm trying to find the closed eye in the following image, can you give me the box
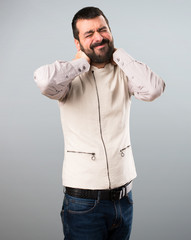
[85,33,93,38]
[84,30,94,38]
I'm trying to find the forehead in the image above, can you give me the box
[76,16,109,34]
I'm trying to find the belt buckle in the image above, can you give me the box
[111,189,121,201]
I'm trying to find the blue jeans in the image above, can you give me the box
[60,191,133,240]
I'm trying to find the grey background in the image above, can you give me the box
[0,0,190,239]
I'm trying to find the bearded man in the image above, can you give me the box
[34,6,165,240]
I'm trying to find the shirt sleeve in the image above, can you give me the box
[34,58,90,100]
[113,48,166,101]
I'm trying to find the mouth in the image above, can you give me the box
[90,39,109,50]
[94,43,107,49]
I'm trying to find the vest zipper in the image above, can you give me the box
[120,145,130,157]
[92,71,111,189]
[67,150,96,161]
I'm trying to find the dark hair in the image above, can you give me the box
[72,7,110,40]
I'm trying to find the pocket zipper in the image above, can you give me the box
[67,150,96,161]
[120,145,130,157]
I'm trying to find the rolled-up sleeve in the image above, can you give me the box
[34,58,90,100]
[113,48,165,101]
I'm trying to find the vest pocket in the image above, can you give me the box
[120,145,131,157]
[67,150,96,161]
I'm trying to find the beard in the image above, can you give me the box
[79,38,115,64]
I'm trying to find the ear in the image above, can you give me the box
[74,39,81,51]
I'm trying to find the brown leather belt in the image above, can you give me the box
[65,182,131,201]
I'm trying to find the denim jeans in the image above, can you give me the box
[60,190,133,240]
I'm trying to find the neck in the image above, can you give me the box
[91,61,109,69]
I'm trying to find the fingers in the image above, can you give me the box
[75,51,90,64]
[111,48,117,65]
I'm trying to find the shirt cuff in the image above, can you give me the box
[69,58,90,74]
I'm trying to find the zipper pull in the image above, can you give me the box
[91,153,96,161]
[120,151,125,157]
[120,145,130,157]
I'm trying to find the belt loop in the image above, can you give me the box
[119,189,123,199]
[97,190,101,202]
[124,185,126,197]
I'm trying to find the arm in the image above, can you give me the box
[113,48,165,101]
[34,56,90,100]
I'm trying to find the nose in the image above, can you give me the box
[93,32,103,43]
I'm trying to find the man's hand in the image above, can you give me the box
[111,48,117,66]
[74,50,90,64]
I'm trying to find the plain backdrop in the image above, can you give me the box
[0,0,190,239]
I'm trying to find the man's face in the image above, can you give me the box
[75,16,114,64]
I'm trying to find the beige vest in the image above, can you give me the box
[59,63,137,190]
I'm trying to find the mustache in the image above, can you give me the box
[90,38,110,49]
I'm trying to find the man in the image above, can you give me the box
[34,6,165,240]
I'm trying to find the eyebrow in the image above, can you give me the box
[84,30,94,36]
[98,26,107,32]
